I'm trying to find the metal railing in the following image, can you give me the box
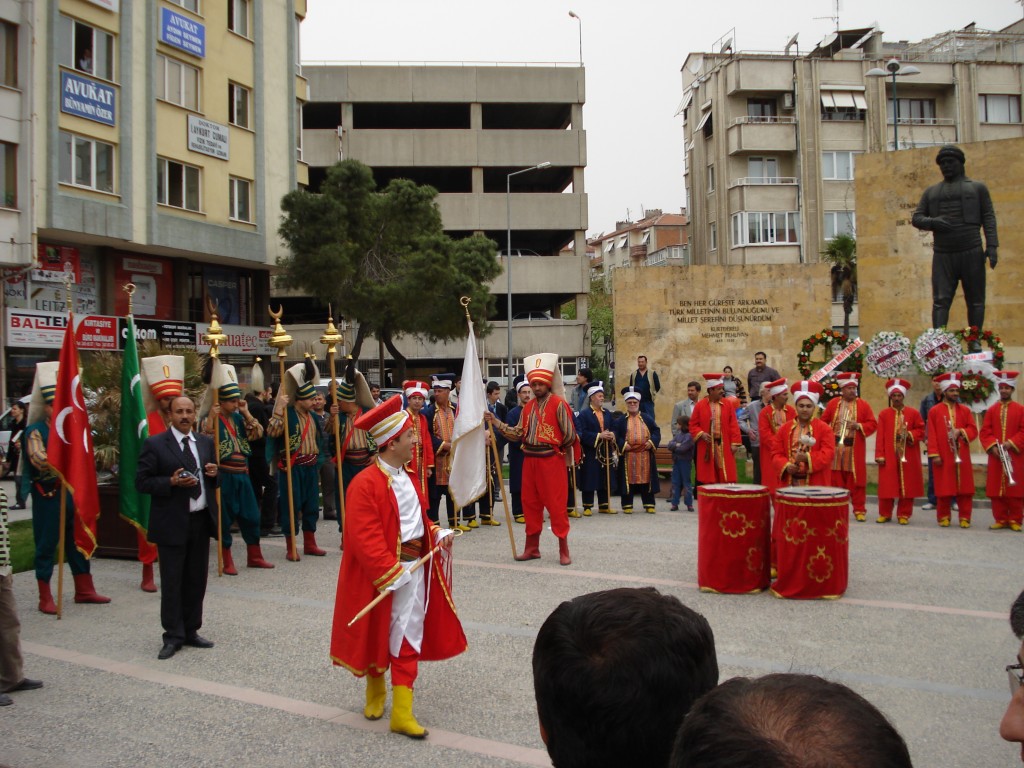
[728,176,797,188]
[730,115,797,126]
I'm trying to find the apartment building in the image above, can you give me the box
[587,209,688,287]
[298,64,589,385]
[1,0,306,399]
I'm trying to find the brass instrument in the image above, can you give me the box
[996,442,1018,487]
[896,412,909,464]
[836,417,848,445]
[706,406,716,463]
[947,417,962,464]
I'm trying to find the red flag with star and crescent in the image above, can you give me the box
[47,312,100,558]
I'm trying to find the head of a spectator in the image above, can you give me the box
[723,365,734,378]
[753,352,768,371]
[1001,589,1024,760]
[671,673,911,768]
[576,368,594,388]
[485,380,502,404]
[687,381,701,402]
[677,415,690,432]
[759,382,771,403]
[369,383,381,401]
[637,355,648,372]
[533,587,718,768]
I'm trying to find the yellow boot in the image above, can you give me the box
[390,685,428,738]
[363,675,386,721]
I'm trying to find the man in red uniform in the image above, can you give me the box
[758,378,795,496]
[689,373,743,487]
[330,396,467,739]
[980,370,1024,531]
[771,381,835,489]
[402,381,434,500]
[822,372,877,522]
[874,378,925,525]
[927,372,978,528]
[487,353,577,566]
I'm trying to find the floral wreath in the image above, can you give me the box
[864,331,913,379]
[912,328,963,376]
[797,328,864,379]
[956,326,1004,370]
[957,371,995,409]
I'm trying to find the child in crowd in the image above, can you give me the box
[668,415,695,512]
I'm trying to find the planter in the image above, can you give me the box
[94,484,140,560]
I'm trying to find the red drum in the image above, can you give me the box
[697,484,771,594]
[772,486,850,600]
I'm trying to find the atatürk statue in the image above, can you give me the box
[911,145,998,347]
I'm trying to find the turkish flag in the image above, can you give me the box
[47,312,99,558]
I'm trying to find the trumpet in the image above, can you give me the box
[836,417,848,445]
[996,442,1018,486]
[947,418,962,464]
[896,414,909,463]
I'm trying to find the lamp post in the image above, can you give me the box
[866,58,920,150]
[569,10,582,66]
[506,162,551,388]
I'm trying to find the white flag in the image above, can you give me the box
[449,320,488,509]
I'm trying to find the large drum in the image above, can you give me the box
[772,486,850,600]
[697,484,771,594]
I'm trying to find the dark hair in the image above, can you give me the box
[1011,590,1024,639]
[637,355,648,363]
[578,368,594,383]
[688,381,702,392]
[486,381,501,394]
[755,351,767,359]
[723,366,733,374]
[533,587,718,768]
[677,415,690,428]
[671,674,912,768]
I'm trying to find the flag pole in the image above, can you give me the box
[320,307,346,538]
[56,484,66,619]
[268,306,297,558]
[203,300,227,577]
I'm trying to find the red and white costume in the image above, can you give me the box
[926,373,978,525]
[874,378,925,522]
[690,373,743,484]
[758,378,795,495]
[979,371,1024,528]
[821,373,877,517]
[402,381,435,500]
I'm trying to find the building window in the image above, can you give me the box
[168,0,200,12]
[820,90,867,121]
[228,0,250,37]
[978,94,1021,124]
[709,222,717,252]
[747,156,778,182]
[747,98,777,121]
[730,211,800,247]
[1,21,17,88]
[58,131,114,193]
[294,15,302,72]
[824,211,856,240]
[887,98,936,124]
[296,100,304,159]
[229,177,251,222]
[157,54,200,111]
[157,157,201,212]
[706,164,715,193]
[822,151,857,181]
[228,82,250,128]
[1,141,15,208]
[57,15,115,81]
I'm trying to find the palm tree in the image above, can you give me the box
[821,234,857,338]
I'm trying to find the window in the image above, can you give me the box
[294,15,302,71]
[1,21,17,88]
[887,98,936,124]
[820,90,867,121]
[730,212,800,246]
[978,94,1021,124]
[697,109,713,138]
[57,15,115,81]
[295,100,304,159]
[58,131,114,193]
[228,0,250,37]
[822,151,857,181]
[157,157,201,211]
[157,54,200,110]
[1,141,15,207]
[229,177,251,222]
[824,211,856,240]
[747,98,777,121]
[709,222,717,251]
[168,0,200,12]
[706,164,715,193]
[228,82,250,128]
[747,156,778,182]
[641,229,651,245]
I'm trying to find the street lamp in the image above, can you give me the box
[568,10,582,66]
[506,162,551,388]
[866,58,921,150]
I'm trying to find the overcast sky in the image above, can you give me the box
[301,1,1022,237]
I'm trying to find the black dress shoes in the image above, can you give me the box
[0,693,12,706]
[184,634,214,649]
[158,642,181,660]
[10,678,43,691]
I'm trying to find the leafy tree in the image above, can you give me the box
[278,160,501,381]
[821,233,857,338]
[588,277,614,383]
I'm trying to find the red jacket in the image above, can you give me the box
[927,400,977,496]
[771,418,836,488]
[821,397,877,485]
[875,407,925,499]
[980,400,1024,499]
[689,397,742,483]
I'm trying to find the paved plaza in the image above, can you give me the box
[2,479,1023,767]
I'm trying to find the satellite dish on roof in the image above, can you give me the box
[687,55,703,74]
[785,33,799,54]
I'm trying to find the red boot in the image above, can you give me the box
[514,533,541,561]
[286,535,301,562]
[221,547,238,575]
[37,580,57,615]
[73,573,111,604]
[558,536,572,566]
[140,563,157,593]
[303,531,326,556]
[246,544,275,569]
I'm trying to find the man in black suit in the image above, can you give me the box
[136,396,219,660]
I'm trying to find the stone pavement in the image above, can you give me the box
[2,487,1023,767]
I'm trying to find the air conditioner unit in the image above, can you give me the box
[782,92,795,110]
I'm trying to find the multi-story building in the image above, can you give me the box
[0,0,306,400]
[681,21,1024,332]
[297,63,589,386]
[587,209,688,287]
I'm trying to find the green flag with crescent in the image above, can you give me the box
[119,315,150,533]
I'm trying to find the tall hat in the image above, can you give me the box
[836,372,860,389]
[933,372,962,392]
[994,370,1020,389]
[282,355,320,401]
[334,360,374,409]
[250,357,265,395]
[354,394,410,448]
[791,380,824,407]
[199,360,242,417]
[702,372,724,389]
[621,385,641,402]
[524,353,564,399]
[403,380,429,399]
[430,373,456,390]
[27,361,61,427]
[885,378,911,396]
[586,381,604,400]
[767,377,789,397]
[141,354,185,414]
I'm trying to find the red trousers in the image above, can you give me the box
[992,497,1024,526]
[878,498,914,520]
[523,453,570,538]
[833,470,867,513]
[369,638,419,688]
[937,495,973,522]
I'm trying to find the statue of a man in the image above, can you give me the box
[911,145,998,347]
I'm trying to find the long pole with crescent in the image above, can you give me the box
[268,306,298,557]
[203,299,228,576]
[320,308,346,537]
[55,271,75,618]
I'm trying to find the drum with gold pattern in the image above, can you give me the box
[697,483,771,594]
[772,486,850,600]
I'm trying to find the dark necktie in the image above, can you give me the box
[181,436,202,500]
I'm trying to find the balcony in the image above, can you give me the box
[437,192,587,232]
[727,116,797,155]
[629,244,647,260]
[727,180,799,211]
[492,253,586,295]
[725,58,795,94]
